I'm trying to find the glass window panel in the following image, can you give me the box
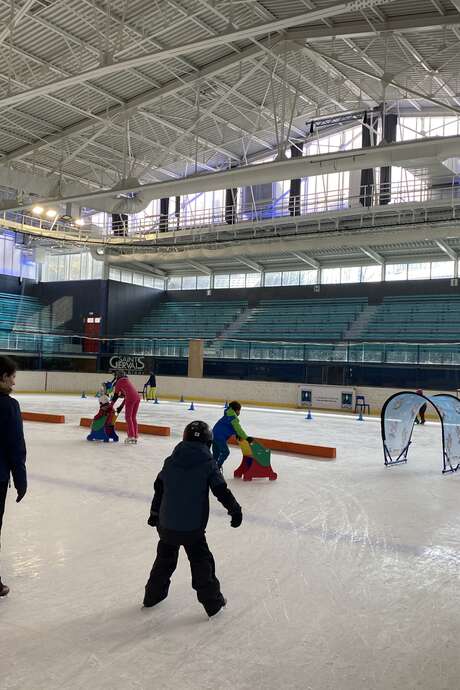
[361,265,382,282]
[246,273,261,287]
[109,267,121,281]
[69,253,81,280]
[3,239,13,275]
[143,275,154,288]
[0,238,4,273]
[214,274,230,289]
[407,262,430,280]
[264,271,281,286]
[321,267,341,284]
[229,273,245,288]
[385,263,408,281]
[81,252,89,280]
[340,266,361,284]
[132,272,144,286]
[12,247,21,277]
[154,278,165,290]
[45,255,58,281]
[92,257,103,279]
[197,275,211,289]
[182,275,197,290]
[121,269,132,284]
[168,276,182,290]
[300,270,318,285]
[431,261,454,279]
[282,271,300,286]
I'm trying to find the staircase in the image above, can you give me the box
[218,305,256,339]
[343,304,379,339]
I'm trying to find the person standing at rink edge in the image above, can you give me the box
[144,420,242,618]
[0,355,27,597]
[112,371,141,444]
[415,389,427,425]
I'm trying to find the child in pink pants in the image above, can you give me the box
[112,373,141,444]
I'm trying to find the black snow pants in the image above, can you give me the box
[144,529,224,616]
[0,482,8,579]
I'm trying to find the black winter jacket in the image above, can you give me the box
[150,441,241,532]
[0,393,27,491]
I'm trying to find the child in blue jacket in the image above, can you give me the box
[212,401,253,470]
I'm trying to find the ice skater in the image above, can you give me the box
[143,372,157,401]
[415,389,427,425]
[111,372,141,444]
[86,395,119,442]
[144,420,242,617]
[0,355,27,597]
[212,401,253,471]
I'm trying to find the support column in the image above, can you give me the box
[159,197,169,232]
[379,113,398,205]
[289,142,304,216]
[225,188,238,224]
[188,339,204,378]
[112,213,128,236]
[360,112,378,207]
[174,195,181,230]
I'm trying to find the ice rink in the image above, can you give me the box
[1,394,459,690]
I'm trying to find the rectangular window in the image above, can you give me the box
[132,272,144,286]
[197,275,211,290]
[361,265,382,282]
[321,267,341,284]
[167,276,182,290]
[143,275,154,288]
[121,269,132,284]
[385,263,408,281]
[109,267,121,282]
[300,270,318,285]
[182,276,197,290]
[282,271,300,286]
[214,274,230,289]
[230,273,245,288]
[264,271,281,287]
[431,261,454,279]
[246,273,261,287]
[407,262,430,280]
[340,266,361,284]
[154,278,165,290]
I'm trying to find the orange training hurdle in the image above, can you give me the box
[229,436,336,459]
[80,418,170,437]
[22,411,65,424]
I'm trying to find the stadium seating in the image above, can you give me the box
[0,292,73,353]
[357,294,460,341]
[120,300,247,350]
[231,298,368,341]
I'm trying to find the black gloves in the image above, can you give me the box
[246,436,254,444]
[147,512,158,527]
[230,510,242,528]
[16,485,27,503]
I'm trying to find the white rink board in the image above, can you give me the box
[0,394,458,690]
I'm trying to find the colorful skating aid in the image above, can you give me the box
[86,409,119,443]
[234,438,277,481]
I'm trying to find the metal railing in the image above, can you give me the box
[2,175,458,246]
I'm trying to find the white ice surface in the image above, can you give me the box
[0,394,458,690]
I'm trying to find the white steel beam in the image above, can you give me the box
[188,261,212,275]
[435,239,458,261]
[0,2,397,111]
[238,257,264,273]
[291,251,320,269]
[360,247,385,264]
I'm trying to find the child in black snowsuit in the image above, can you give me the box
[144,420,242,617]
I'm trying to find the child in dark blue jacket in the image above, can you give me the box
[144,420,242,617]
[0,356,27,597]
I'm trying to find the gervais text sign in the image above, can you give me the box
[99,355,154,376]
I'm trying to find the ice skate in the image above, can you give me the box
[124,437,136,444]
[206,596,227,618]
[0,579,10,597]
